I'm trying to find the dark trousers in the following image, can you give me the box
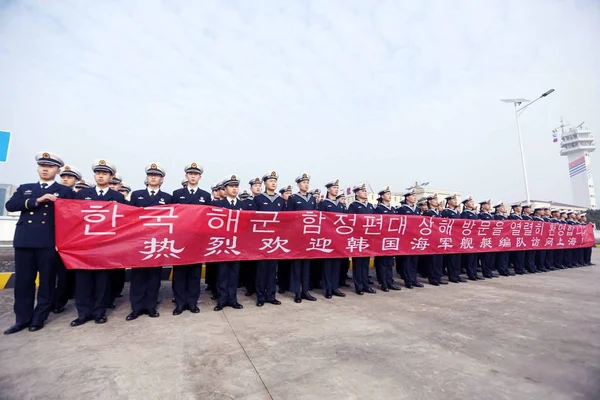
[463,253,478,279]
[513,251,526,273]
[426,254,444,284]
[217,262,240,306]
[395,256,406,281]
[584,247,593,264]
[480,252,496,277]
[402,255,418,286]
[109,269,126,301]
[205,262,217,292]
[241,261,256,294]
[576,248,585,266]
[172,264,202,309]
[311,260,323,289]
[13,248,57,325]
[554,249,563,268]
[277,260,291,292]
[339,257,350,285]
[256,260,277,302]
[290,259,310,294]
[54,257,75,309]
[129,267,162,312]
[322,258,340,292]
[495,252,509,275]
[352,257,370,291]
[535,250,547,271]
[376,256,394,288]
[417,255,428,278]
[445,254,462,280]
[524,250,536,272]
[545,250,555,270]
[75,269,110,319]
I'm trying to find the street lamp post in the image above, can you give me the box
[501,89,555,205]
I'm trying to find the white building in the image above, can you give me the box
[559,121,596,209]
[0,184,18,217]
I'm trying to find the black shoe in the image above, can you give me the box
[230,303,243,309]
[414,282,424,288]
[355,290,364,295]
[302,292,317,301]
[214,304,224,311]
[468,277,477,281]
[116,292,123,298]
[189,305,200,313]
[294,293,302,303]
[210,294,218,300]
[332,289,346,297]
[126,311,141,321]
[107,302,116,309]
[28,322,44,332]
[278,289,286,294]
[325,291,332,299]
[368,279,374,285]
[476,276,486,280]
[439,281,449,285]
[458,278,467,283]
[256,301,264,307]
[94,316,107,324]
[245,291,255,297]
[365,287,376,294]
[389,284,401,290]
[173,307,184,316]
[268,299,281,305]
[405,284,413,289]
[52,306,66,314]
[429,281,440,286]
[381,286,389,292]
[449,279,460,283]
[340,282,351,287]
[148,309,160,318]
[70,317,92,327]
[4,323,29,335]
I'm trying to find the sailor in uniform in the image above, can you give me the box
[252,171,286,306]
[108,174,122,192]
[4,152,75,335]
[396,189,424,288]
[478,199,497,278]
[206,181,223,300]
[118,183,132,202]
[286,174,318,303]
[171,162,211,315]
[549,209,564,269]
[542,208,556,271]
[212,175,244,311]
[520,204,537,273]
[318,179,347,299]
[442,194,465,283]
[422,194,447,285]
[532,208,548,272]
[71,159,126,327]
[375,186,401,291]
[126,163,172,321]
[580,213,594,266]
[240,178,262,297]
[508,203,526,274]
[52,165,83,315]
[347,183,377,295]
[460,196,483,280]
[492,201,511,276]
[336,193,351,288]
[277,185,293,295]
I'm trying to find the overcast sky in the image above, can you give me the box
[1,0,599,204]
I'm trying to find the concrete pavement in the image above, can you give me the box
[1,254,599,400]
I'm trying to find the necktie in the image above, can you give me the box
[190,189,195,195]
[41,183,48,189]
[99,190,104,196]
[150,191,156,197]
[231,200,235,207]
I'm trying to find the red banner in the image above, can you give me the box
[54,200,595,270]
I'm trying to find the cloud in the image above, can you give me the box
[0,0,599,204]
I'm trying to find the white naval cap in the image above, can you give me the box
[352,182,367,193]
[75,179,93,189]
[249,177,262,186]
[493,200,504,208]
[109,174,122,184]
[295,173,310,183]
[262,171,279,181]
[92,159,117,175]
[59,165,82,180]
[378,185,391,196]
[119,183,132,193]
[461,195,473,204]
[403,188,416,197]
[222,174,240,187]
[145,163,166,177]
[279,184,292,194]
[184,162,203,174]
[325,179,340,188]
[35,151,64,168]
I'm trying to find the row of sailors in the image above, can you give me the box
[3,153,594,335]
